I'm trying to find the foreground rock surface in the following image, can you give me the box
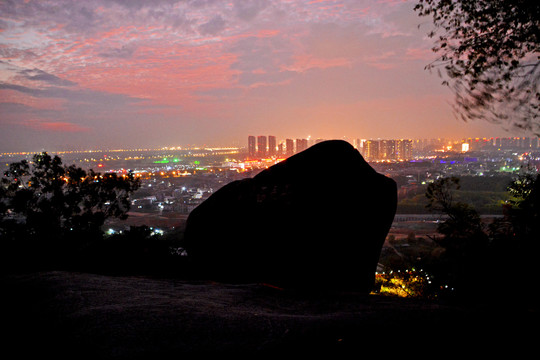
[2,271,536,358]
[183,140,397,292]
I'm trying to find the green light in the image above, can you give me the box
[193,160,200,165]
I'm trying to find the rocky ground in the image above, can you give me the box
[2,271,536,358]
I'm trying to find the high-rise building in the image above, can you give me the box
[380,140,396,160]
[396,139,412,160]
[296,138,308,153]
[286,139,294,156]
[268,135,276,156]
[491,136,540,150]
[257,135,267,158]
[248,136,256,158]
[363,140,379,161]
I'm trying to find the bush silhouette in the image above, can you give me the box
[1,152,140,270]
[414,174,540,304]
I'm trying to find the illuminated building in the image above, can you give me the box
[396,139,412,160]
[380,140,396,160]
[278,142,284,155]
[247,135,414,161]
[257,136,267,158]
[286,139,294,156]
[363,140,379,161]
[466,137,493,150]
[296,138,308,153]
[248,136,256,158]
[472,137,540,150]
[362,139,412,161]
[268,135,276,156]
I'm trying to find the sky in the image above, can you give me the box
[0,0,528,152]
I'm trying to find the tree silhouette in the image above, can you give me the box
[415,0,540,135]
[504,171,540,256]
[423,174,540,304]
[1,152,140,266]
[425,177,489,300]
[425,176,460,213]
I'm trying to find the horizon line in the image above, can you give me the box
[1,134,539,156]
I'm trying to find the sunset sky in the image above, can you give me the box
[0,0,526,152]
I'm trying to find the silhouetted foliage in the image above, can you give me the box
[78,225,189,276]
[426,177,488,241]
[497,171,540,266]
[1,152,140,269]
[487,170,540,252]
[424,177,490,300]
[415,0,540,134]
[425,177,487,241]
[416,173,540,304]
[506,171,540,239]
[425,176,461,213]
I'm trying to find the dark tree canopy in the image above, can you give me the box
[1,152,140,247]
[415,0,540,135]
[506,171,540,244]
[425,176,486,241]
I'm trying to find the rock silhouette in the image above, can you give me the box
[183,140,397,293]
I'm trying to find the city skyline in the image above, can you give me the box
[246,134,540,161]
[0,0,535,153]
[2,133,539,156]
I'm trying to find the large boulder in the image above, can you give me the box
[183,140,397,293]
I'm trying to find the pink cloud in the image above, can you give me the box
[2,0,492,152]
[376,0,410,5]
[0,89,65,111]
[404,47,434,61]
[285,54,351,72]
[363,51,398,69]
[56,34,239,109]
[23,120,91,133]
